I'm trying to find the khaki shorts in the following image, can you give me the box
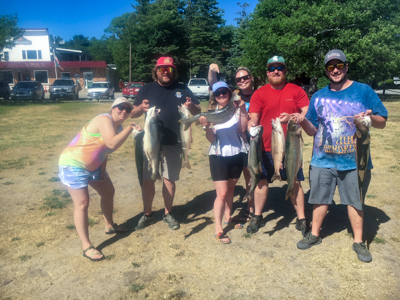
[143,144,182,181]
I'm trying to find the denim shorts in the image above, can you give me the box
[58,165,107,189]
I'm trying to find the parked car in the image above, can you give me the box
[87,82,114,101]
[10,81,45,101]
[122,82,145,99]
[0,81,11,100]
[50,79,79,100]
[187,78,210,101]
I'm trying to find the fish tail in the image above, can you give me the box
[271,173,282,182]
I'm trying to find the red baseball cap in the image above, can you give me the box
[156,57,176,68]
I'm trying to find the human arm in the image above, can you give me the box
[199,116,215,143]
[236,99,248,133]
[354,109,386,129]
[208,63,220,87]
[247,113,260,131]
[289,105,309,124]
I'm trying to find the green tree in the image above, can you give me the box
[0,14,23,52]
[185,0,225,78]
[242,0,400,93]
[64,35,91,53]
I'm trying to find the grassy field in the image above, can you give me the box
[0,100,399,299]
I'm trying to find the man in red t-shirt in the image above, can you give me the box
[247,55,310,234]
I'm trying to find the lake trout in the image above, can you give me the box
[353,116,371,204]
[178,104,192,169]
[271,118,285,182]
[178,91,240,131]
[143,106,161,181]
[285,119,303,200]
[244,125,264,200]
[132,129,145,187]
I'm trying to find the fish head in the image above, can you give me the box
[271,118,281,130]
[230,90,241,102]
[354,116,371,132]
[287,119,300,132]
[147,106,161,120]
[178,104,189,118]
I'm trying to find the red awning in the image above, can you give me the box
[0,61,107,69]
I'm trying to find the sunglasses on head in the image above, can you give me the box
[214,89,229,97]
[268,66,286,72]
[157,66,173,73]
[326,63,346,72]
[115,104,132,113]
[235,74,251,83]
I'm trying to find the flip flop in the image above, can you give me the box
[105,223,129,234]
[215,232,231,244]
[83,245,105,261]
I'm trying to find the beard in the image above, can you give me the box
[269,73,286,86]
[157,73,173,86]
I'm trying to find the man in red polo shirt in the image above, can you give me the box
[247,55,310,234]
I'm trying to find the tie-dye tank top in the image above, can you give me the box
[59,114,120,171]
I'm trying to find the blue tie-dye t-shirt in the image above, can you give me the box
[306,81,388,171]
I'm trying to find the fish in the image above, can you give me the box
[244,125,264,200]
[143,106,161,181]
[178,91,240,131]
[132,128,145,187]
[353,116,372,204]
[178,104,192,169]
[271,118,285,182]
[285,119,303,200]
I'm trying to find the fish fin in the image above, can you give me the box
[183,160,191,169]
[271,173,282,182]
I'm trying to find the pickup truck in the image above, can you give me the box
[122,82,145,99]
[187,78,210,101]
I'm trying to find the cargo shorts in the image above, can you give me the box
[143,144,182,181]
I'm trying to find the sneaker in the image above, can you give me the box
[295,218,310,237]
[163,213,180,230]
[246,215,262,233]
[297,232,322,250]
[135,213,156,230]
[352,242,372,263]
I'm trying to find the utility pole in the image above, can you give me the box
[129,43,132,83]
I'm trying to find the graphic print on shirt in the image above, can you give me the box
[313,97,367,159]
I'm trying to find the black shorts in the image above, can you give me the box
[260,151,304,183]
[209,153,244,181]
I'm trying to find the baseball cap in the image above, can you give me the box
[111,97,133,109]
[324,50,346,65]
[267,55,286,67]
[212,81,229,93]
[156,57,176,68]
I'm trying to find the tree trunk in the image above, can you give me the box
[308,77,318,97]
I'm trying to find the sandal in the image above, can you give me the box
[105,223,129,234]
[237,211,253,223]
[83,245,104,261]
[224,219,244,229]
[215,232,231,244]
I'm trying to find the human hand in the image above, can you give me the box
[199,116,209,127]
[184,97,192,107]
[278,112,291,124]
[290,113,305,124]
[209,63,220,73]
[141,99,150,113]
[247,119,257,131]
[354,109,372,119]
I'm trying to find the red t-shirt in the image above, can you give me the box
[249,83,309,151]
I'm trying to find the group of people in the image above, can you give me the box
[59,50,387,263]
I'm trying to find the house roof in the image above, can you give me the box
[0,61,107,69]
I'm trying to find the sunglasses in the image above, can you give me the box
[326,63,346,72]
[158,66,173,73]
[235,75,251,83]
[116,104,132,113]
[268,66,286,72]
[214,89,229,97]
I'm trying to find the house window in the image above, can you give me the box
[27,50,37,59]
[4,52,9,61]
[0,71,13,84]
[38,50,42,59]
[34,70,48,84]
[61,72,71,79]
[22,50,26,59]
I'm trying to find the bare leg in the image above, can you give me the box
[89,177,115,229]
[310,204,329,237]
[290,181,305,220]
[348,205,364,243]
[142,179,155,215]
[213,180,229,234]
[254,179,269,216]
[163,177,176,215]
[224,178,239,223]
[68,186,103,259]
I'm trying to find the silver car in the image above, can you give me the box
[87,82,115,101]
[50,79,79,100]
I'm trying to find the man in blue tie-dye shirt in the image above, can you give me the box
[293,50,388,263]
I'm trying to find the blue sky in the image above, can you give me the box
[4,0,259,41]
